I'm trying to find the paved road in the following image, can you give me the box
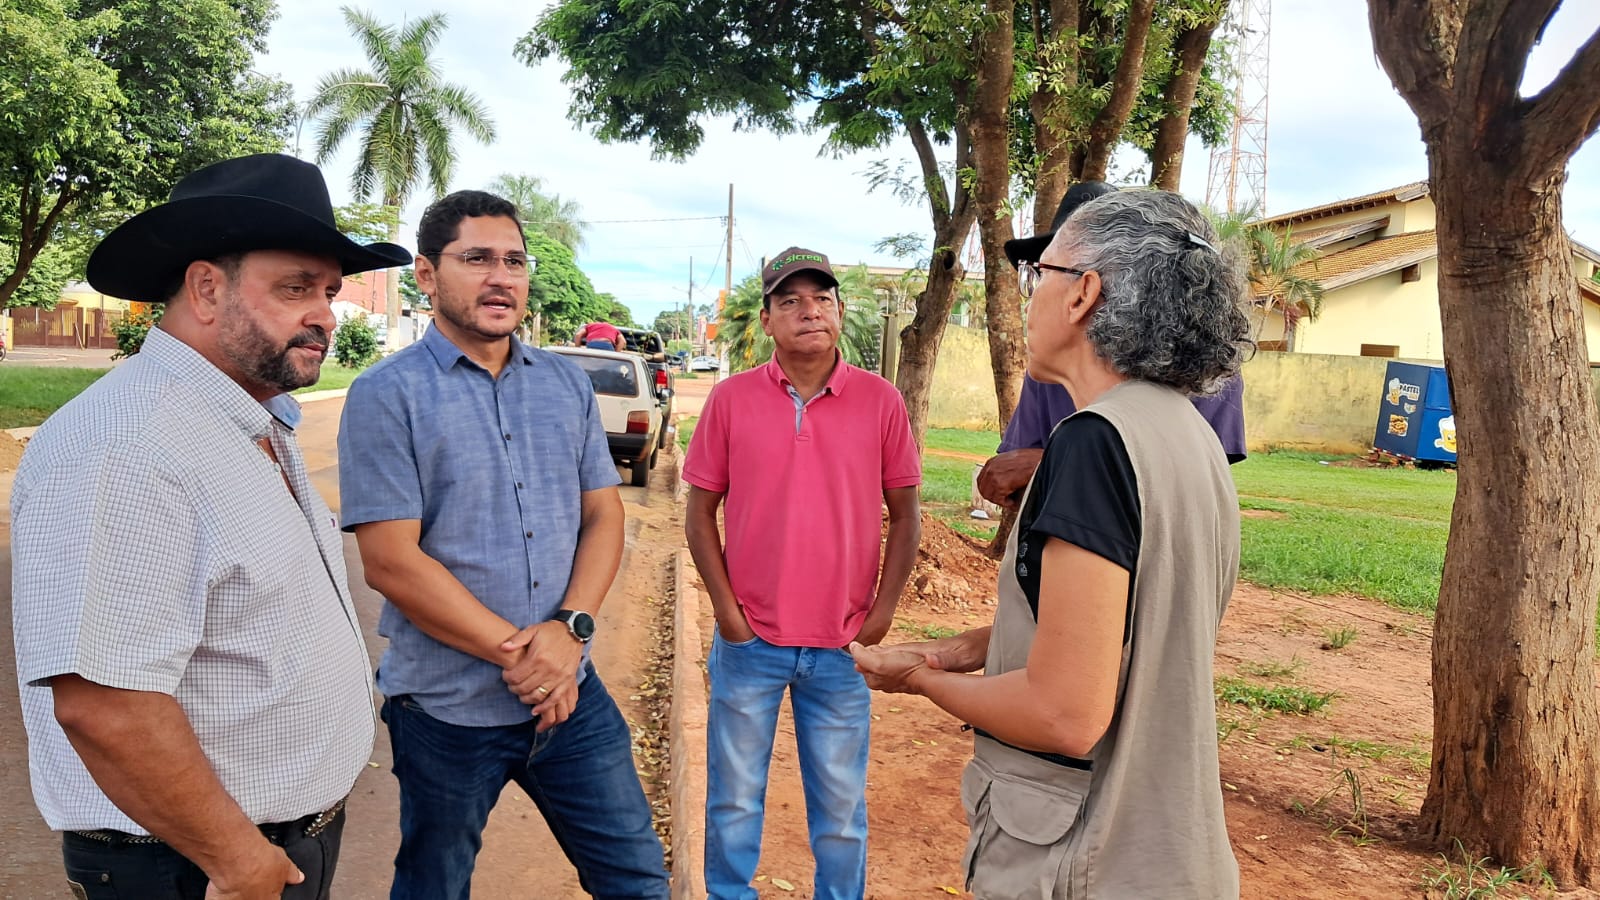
[0,395,664,899]
[0,347,121,368]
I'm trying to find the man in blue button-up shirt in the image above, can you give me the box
[338,190,669,899]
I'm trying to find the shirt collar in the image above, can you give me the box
[140,327,278,438]
[763,350,850,395]
[421,324,538,372]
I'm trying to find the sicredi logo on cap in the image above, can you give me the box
[771,253,826,270]
[762,245,838,294]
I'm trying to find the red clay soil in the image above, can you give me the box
[0,434,24,472]
[704,515,1595,899]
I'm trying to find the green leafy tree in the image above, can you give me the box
[487,174,588,253]
[334,201,399,245]
[652,304,712,342]
[399,266,427,311]
[0,239,74,309]
[0,0,290,307]
[308,7,495,349]
[522,0,1232,445]
[598,293,636,327]
[334,313,380,367]
[526,232,608,342]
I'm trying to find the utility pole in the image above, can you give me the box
[719,184,733,380]
[687,256,694,348]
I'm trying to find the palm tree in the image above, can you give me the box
[308,7,496,348]
[488,174,588,253]
[1212,208,1326,349]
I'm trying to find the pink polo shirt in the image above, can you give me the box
[683,357,922,647]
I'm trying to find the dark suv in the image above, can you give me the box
[615,327,675,445]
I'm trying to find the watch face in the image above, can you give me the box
[576,608,601,637]
[566,611,596,641]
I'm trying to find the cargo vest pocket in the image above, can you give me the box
[960,756,1089,899]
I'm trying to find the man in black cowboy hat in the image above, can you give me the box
[976,182,1248,508]
[11,153,411,900]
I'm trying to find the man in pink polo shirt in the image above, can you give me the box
[684,246,922,899]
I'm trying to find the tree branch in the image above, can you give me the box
[1079,0,1156,180]
[1523,24,1600,165]
[906,116,951,233]
[1367,0,1459,127]
[1455,0,1561,149]
[952,119,974,222]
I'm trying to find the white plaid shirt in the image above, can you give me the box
[10,327,375,832]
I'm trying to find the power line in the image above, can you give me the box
[523,215,725,227]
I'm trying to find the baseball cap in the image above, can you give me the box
[762,246,839,295]
[1002,181,1118,268]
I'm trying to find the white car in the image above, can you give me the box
[548,346,671,487]
[689,355,720,371]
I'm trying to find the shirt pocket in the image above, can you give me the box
[961,755,1090,900]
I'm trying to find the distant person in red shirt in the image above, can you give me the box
[582,320,622,350]
[683,246,922,900]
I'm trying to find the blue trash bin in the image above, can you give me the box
[1373,361,1456,463]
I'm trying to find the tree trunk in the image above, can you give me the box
[897,238,972,450]
[895,108,977,450]
[1149,8,1224,190]
[1030,0,1080,226]
[972,0,1026,436]
[1367,2,1600,884]
[1418,161,1600,888]
[384,197,403,351]
[0,181,78,308]
[1078,0,1156,182]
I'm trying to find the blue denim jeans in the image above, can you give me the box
[704,631,872,900]
[383,666,669,900]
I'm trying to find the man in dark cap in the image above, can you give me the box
[978,182,1249,507]
[10,153,412,899]
[683,247,922,899]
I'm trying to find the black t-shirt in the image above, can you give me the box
[1015,412,1141,621]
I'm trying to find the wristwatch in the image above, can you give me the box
[553,609,596,644]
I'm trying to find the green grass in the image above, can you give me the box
[1233,451,1455,612]
[1237,657,1305,680]
[924,427,1002,457]
[0,368,111,428]
[921,453,978,507]
[1215,676,1338,715]
[1322,625,1360,650]
[295,363,366,394]
[1285,734,1431,771]
[0,361,364,429]
[676,416,698,451]
[1422,839,1556,899]
[895,620,962,640]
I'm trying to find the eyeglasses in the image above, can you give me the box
[438,251,536,274]
[1017,261,1085,299]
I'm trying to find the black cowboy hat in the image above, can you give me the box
[87,153,414,302]
[1002,180,1118,268]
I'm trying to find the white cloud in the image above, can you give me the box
[259,0,1600,325]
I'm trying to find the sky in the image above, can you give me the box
[256,0,1600,327]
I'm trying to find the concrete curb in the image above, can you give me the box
[669,547,709,900]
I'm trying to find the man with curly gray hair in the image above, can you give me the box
[853,189,1251,898]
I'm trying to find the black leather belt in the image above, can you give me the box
[69,797,346,847]
[972,727,1094,771]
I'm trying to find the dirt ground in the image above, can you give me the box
[693,514,1595,899]
[0,434,23,472]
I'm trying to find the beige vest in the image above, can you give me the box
[961,380,1240,899]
